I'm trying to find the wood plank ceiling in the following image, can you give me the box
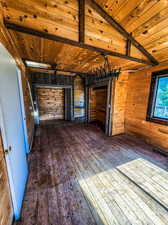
[1,0,168,73]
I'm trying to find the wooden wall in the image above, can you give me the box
[95,88,107,125]
[37,88,65,120]
[0,132,13,225]
[111,73,129,135]
[74,76,85,120]
[89,88,96,121]
[21,70,34,146]
[89,87,107,126]
[125,66,168,151]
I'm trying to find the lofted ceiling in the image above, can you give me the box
[1,0,168,74]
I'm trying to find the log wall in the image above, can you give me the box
[0,132,13,225]
[125,66,168,151]
[37,88,65,120]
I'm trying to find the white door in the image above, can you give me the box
[0,44,28,220]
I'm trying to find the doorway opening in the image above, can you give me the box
[89,86,108,132]
[87,78,113,136]
[34,85,73,124]
[37,87,65,121]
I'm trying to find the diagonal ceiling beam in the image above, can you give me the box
[5,22,153,66]
[86,0,158,65]
[78,0,85,43]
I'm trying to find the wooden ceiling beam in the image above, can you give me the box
[126,38,131,57]
[5,22,153,66]
[78,0,85,43]
[86,0,159,66]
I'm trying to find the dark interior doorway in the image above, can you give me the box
[89,85,108,132]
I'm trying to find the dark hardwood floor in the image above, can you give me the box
[15,121,168,225]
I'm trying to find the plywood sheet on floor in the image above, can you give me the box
[118,158,168,209]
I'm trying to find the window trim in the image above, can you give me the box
[146,69,168,126]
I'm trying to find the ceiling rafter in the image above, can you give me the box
[78,0,85,43]
[86,0,158,66]
[5,22,153,66]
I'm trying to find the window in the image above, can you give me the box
[147,69,168,125]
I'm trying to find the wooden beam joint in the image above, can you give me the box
[86,0,158,65]
[126,38,131,56]
[5,22,154,66]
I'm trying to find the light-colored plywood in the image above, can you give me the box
[118,158,168,209]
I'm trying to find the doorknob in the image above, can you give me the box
[4,146,12,154]
[4,149,9,154]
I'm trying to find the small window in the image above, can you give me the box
[147,69,168,125]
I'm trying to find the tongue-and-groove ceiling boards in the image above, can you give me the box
[1,0,168,74]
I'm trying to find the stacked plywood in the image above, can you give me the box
[0,133,13,225]
[37,88,65,120]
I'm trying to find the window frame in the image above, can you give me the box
[146,69,168,126]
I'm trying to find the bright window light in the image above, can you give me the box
[25,60,50,69]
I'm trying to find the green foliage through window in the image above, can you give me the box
[154,77,168,119]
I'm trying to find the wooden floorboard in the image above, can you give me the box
[15,121,168,225]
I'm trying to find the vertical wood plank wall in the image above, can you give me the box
[89,87,107,126]
[111,73,129,135]
[21,71,34,145]
[0,133,13,225]
[89,88,97,121]
[125,67,168,151]
[74,76,85,119]
[37,88,65,120]
[95,88,107,125]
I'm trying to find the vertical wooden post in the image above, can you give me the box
[105,78,115,136]
[78,0,85,43]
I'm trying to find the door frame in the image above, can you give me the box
[0,102,17,218]
[86,78,114,136]
[17,69,30,153]
[34,84,74,122]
